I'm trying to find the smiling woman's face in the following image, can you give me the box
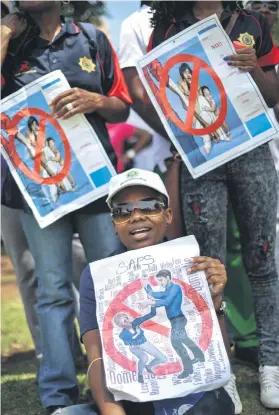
[112,186,172,251]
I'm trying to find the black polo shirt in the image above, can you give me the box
[1,22,131,213]
[149,7,279,71]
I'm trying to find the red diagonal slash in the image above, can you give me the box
[185,60,200,130]
[159,54,227,136]
[34,117,46,175]
[1,108,71,185]
[102,277,213,375]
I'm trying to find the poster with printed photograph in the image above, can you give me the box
[136,14,279,178]
[91,236,231,405]
[1,70,116,228]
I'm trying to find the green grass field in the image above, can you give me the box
[1,257,89,415]
[2,255,279,415]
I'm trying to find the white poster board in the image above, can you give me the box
[1,70,116,228]
[91,236,231,406]
[136,14,278,178]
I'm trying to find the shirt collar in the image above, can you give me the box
[35,22,80,48]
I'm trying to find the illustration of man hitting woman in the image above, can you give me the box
[139,269,205,379]
[114,307,167,384]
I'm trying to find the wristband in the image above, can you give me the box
[87,357,103,379]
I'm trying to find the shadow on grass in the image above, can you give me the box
[2,351,38,376]
[2,374,44,415]
[1,352,91,415]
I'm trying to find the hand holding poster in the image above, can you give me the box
[0,70,116,228]
[91,236,231,407]
[136,14,279,178]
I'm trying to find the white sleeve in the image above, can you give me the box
[118,16,145,69]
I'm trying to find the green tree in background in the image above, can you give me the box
[73,1,108,26]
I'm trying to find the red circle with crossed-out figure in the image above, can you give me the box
[159,54,227,136]
[1,108,71,184]
[102,277,213,375]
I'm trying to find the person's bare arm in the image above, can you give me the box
[131,127,152,152]
[251,68,279,108]
[188,257,231,357]
[83,330,126,415]
[51,89,130,123]
[1,14,27,72]
[123,67,168,138]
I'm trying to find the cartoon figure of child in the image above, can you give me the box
[46,137,76,189]
[201,86,231,141]
[114,307,167,384]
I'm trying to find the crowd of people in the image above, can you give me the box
[1,1,279,415]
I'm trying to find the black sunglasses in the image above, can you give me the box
[111,198,167,224]
[247,1,278,13]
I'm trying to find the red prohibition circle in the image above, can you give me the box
[159,54,227,136]
[1,108,71,184]
[102,278,213,375]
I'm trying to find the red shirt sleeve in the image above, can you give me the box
[107,43,132,103]
[96,30,132,104]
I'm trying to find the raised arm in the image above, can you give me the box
[154,285,180,308]
[132,306,156,327]
[1,14,27,84]
[51,30,131,123]
[145,284,167,300]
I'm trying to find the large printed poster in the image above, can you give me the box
[0,70,116,228]
[136,15,279,178]
[91,236,231,407]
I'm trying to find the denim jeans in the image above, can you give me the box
[19,210,121,408]
[170,315,204,372]
[180,143,279,365]
[130,340,167,376]
[59,388,234,415]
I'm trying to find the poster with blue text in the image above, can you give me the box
[1,70,116,228]
[136,15,279,178]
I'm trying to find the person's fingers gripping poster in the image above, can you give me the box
[136,15,278,178]
[1,71,115,228]
[91,236,231,403]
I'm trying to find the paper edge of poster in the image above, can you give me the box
[136,15,278,179]
[92,236,231,401]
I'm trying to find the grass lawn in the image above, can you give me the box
[2,254,279,415]
[1,255,89,415]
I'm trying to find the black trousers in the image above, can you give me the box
[123,388,234,415]
[170,315,204,371]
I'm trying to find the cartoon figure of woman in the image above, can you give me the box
[114,307,167,384]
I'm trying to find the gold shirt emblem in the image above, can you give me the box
[79,57,96,73]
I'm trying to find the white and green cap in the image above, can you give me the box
[106,168,169,209]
